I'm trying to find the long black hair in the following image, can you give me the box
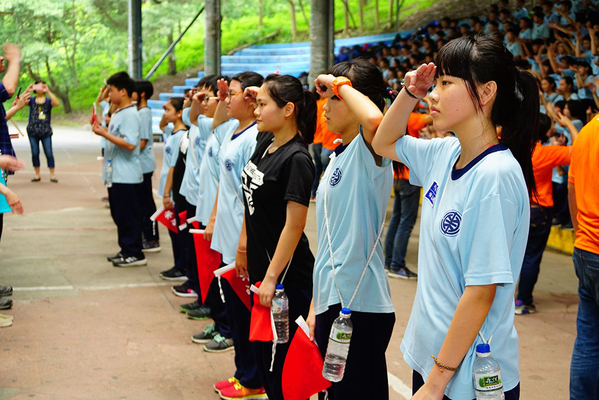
[263,74,317,144]
[435,34,539,193]
[328,58,390,112]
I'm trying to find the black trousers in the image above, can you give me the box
[140,172,158,242]
[172,202,188,273]
[315,304,395,400]
[221,277,262,389]
[0,213,3,242]
[184,199,201,298]
[412,371,520,399]
[108,183,143,258]
[251,286,312,400]
[207,269,231,338]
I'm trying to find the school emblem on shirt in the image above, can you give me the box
[208,147,213,157]
[225,159,233,171]
[425,181,439,207]
[165,146,172,155]
[329,167,343,187]
[440,210,462,237]
[195,136,200,146]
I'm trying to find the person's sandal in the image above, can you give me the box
[50,178,58,183]
[31,177,41,182]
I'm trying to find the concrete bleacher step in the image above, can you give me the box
[159,93,187,101]
[237,48,311,56]
[172,85,193,94]
[221,61,309,70]
[221,54,311,63]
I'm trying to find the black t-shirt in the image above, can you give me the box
[242,131,315,289]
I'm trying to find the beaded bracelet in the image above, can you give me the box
[431,355,458,373]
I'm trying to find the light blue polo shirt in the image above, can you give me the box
[532,23,550,40]
[518,28,532,41]
[138,107,156,174]
[195,119,238,225]
[577,75,594,99]
[180,110,211,206]
[313,132,394,315]
[506,41,521,57]
[513,7,529,19]
[0,172,11,214]
[395,135,529,399]
[210,121,258,264]
[158,129,186,197]
[102,105,142,184]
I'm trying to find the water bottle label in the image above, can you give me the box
[474,371,503,391]
[329,326,351,344]
[272,299,283,314]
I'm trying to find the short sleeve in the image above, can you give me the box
[568,143,577,184]
[139,109,151,140]
[460,195,518,286]
[0,83,11,103]
[182,108,191,127]
[197,115,213,141]
[122,112,141,149]
[395,135,458,187]
[283,151,315,207]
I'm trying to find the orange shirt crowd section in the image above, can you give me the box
[313,98,340,151]
[531,142,571,208]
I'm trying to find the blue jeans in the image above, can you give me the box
[570,247,599,400]
[384,179,420,271]
[516,206,553,306]
[28,135,55,169]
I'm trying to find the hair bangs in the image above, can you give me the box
[435,36,476,81]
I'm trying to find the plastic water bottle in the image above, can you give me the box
[322,308,353,382]
[271,284,289,344]
[473,344,505,400]
[105,160,113,188]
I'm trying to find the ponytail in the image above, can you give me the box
[499,68,538,195]
[297,90,317,144]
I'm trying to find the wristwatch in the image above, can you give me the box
[332,77,352,100]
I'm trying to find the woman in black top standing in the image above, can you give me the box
[27,80,60,182]
[237,74,317,400]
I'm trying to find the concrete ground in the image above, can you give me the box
[0,125,578,400]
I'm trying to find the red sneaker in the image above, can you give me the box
[219,382,268,399]
[214,377,238,393]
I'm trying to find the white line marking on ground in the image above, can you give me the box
[388,372,412,399]
[13,282,173,292]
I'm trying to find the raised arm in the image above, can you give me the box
[1,44,21,96]
[212,79,230,130]
[372,63,436,160]
[5,92,31,120]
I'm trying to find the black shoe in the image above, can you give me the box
[0,298,12,310]
[192,324,219,344]
[551,218,562,226]
[107,252,123,262]
[388,266,418,280]
[0,286,13,297]
[159,267,187,281]
[561,221,574,231]
[187,306,211,321]
[112,255,147,267]
[171,282,197,298]
[179,300,203,313]
[142,240,161,253]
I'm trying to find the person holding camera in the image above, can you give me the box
[26,81,60,183]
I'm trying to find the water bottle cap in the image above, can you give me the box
[276,284,284,290]
[476,343,491,355]
[340,308,351,316]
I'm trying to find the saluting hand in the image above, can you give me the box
[314,74,336,98]
[404,63,436,99]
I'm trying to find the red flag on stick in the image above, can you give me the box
[282,317,331,400]
[190,230,221,304]
[178,210,188,231]
[150,206,178,233]
[217,264,251,310]
[249,282,274,342]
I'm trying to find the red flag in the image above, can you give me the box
[220,265,251,310]
[282,318,331,400]
[191,230,221,303]
[150,206,178,233]
[178,210,188,231]
[249,281,274,342]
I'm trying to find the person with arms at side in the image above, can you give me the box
[568,112,599,400]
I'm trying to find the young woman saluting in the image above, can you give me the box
[373,35,538,399]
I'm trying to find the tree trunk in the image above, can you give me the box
[375,0,379,27]
[204,0,221,76]
[167,29,177,75]
[288,0,297,39]
[258,0,263,29]
[343,0,351,34]
[359,0,365,30]
[388,0,394,23]
[310,0,334,89]
[298,0,309,27]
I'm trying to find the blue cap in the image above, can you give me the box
[341,308,351,315]
[276,284,284,290]
[476,343,491,354]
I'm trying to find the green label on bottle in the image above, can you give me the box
[474,372,503,391]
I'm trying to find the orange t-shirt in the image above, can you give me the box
[314,98,340,150]
[407,113,427,138]
[531,143,571,207]
[569,118,599,254]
